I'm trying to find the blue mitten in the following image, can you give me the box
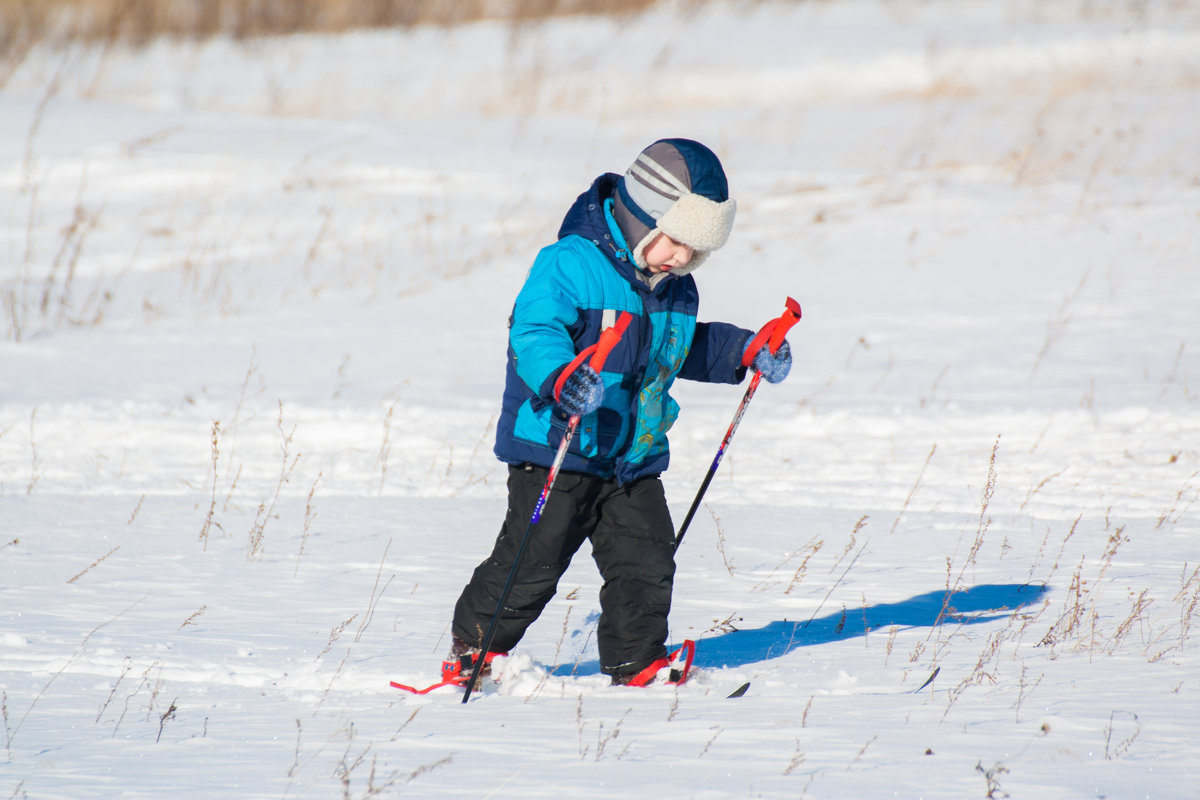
[557,363,604,415]
[746,339,792,384]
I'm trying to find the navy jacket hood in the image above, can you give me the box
[557,173,656,295]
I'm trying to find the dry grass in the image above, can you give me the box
[0,0,661,49]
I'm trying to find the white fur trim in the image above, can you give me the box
[656,192,736,253]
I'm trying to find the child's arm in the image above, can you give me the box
[678,321,754,384]
[507,252,588,402]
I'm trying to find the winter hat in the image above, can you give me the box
[613,138,736,274]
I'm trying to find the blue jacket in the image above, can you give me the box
[494,174,751,484]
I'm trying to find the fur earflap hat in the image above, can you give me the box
[613,138,736,274]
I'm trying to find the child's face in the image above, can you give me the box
[642,233,695,274]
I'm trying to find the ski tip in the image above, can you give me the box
[727,682,751,698]
[914,666,941,693]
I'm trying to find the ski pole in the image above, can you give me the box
[674,297,802,554]
[462,310,633,703]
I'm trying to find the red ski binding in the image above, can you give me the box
[623,639,696,687]
[390,650,506,695]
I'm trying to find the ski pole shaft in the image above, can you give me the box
[674,372,761,552]
[462,311,632,703]
[674,298,801,554]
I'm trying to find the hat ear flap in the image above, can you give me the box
[657,193,737,254]
[613,188,654,257]
[630,228,657,271]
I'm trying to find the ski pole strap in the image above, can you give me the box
[553,311,634,401]
[740,296,802,368]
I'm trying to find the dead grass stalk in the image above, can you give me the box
[1,0,663,50]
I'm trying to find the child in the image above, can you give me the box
[450,138,792,685]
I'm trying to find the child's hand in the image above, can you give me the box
[557,363,605,415]
[747,339,792,384]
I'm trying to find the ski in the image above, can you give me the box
[914,666,940,693]
[391,639,756,697]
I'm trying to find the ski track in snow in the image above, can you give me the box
[2,1,1199,798]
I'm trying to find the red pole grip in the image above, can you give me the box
[553,311,634,401]
[740,297,803,368]
[589,311,632,371]
[768,296,802,353]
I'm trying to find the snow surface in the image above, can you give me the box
[2,1,1199,797]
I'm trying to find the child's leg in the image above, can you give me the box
[451,464,602,653]
[589,475,677,681]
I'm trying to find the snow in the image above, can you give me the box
[2,0,1199,797]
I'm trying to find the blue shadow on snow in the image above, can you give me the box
[550,582,1047,677]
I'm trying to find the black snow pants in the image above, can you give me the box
[452,463,677,680]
